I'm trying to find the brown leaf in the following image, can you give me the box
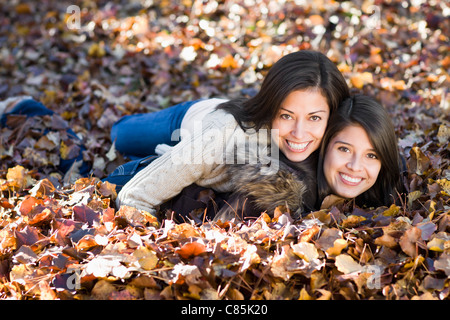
[14,225,44,249]
[316,228,343,251]
[97,180,117,199]
[341,215,366,228]
[72,204,100,226]
[320,195,346,210]
[299,224,320,242]
[29,179,56,198]
[116,205,158,228]
[168,222,200,239]
[399,227,422,257]
[25,207,54,226]
[374,233,399,248]
[408,147,431,175]
[434,253,450,276]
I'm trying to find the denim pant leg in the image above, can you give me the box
[102,155,158,192]
[0,98,53,126]
[110,100,201,158]
[1,99,90,176]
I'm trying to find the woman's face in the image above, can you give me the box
[272,89,330,162]
[323,124,381,199]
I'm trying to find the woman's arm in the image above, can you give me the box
[116,112,232,216]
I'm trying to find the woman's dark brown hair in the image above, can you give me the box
[217,50,350,131]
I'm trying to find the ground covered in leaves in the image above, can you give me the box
[0,0,449,300]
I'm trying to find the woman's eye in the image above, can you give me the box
[310,115,322,121]
[367,153,379,160]
[337,146,350,153]
[280,114,293,120]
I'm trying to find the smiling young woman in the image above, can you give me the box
[271,89,330,163]
[323,124,382,199]
[317,94,404,208]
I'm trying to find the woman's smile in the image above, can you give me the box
[339,172,363,185]
[285,140,311,153]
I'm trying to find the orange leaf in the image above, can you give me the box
[6,165,29,189]
[0,198,14,209]
[19,196,44,216]
[221,54,238,69]
[176,242,206,259]
[15,4,31,14]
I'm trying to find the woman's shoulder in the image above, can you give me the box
[203,106,239,128]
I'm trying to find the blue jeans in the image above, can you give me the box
[110,100,201,159]
[102,155,158,191]
[0,99,90,176]
[103,99,201,189]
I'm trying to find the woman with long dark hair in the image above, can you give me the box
[114,50,350,218]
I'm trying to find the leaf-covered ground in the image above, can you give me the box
[0,0,449,300]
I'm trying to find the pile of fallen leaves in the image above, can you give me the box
[0,0,449,300]
[0,163,449,300]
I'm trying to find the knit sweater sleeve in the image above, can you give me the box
[116,111,234,215]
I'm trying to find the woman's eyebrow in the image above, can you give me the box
[308,110,328,115]
[280,108,328,114]
[280,107,294,114]
[335,140,377,152]
[334,140,352,146]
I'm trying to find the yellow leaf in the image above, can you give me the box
[427,238,444,252]
[403,255,425,269]
[291,242,319,262]
[335,254,362,274]
[298,288,314,300]
[382,204,400,217]
[133,246,158,270]
[341,215,366,228]
[337,62,351,73]
[437,178,450,195]
[326,239,348,256]
[408,190,423,208]
[88,41,106,58]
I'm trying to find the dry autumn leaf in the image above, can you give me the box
[399,227,422,258]
[176,242,206,259]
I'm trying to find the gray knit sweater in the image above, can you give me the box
[116,108,276,216]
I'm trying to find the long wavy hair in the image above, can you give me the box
[216,50,350,131]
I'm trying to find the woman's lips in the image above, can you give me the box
[339,172,363,185]
[285,139,310,153]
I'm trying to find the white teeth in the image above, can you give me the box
[340,173,362,183]
[287,140,309,150]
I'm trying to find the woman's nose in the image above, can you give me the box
[290,120,307,139]
[346,155,363,171]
